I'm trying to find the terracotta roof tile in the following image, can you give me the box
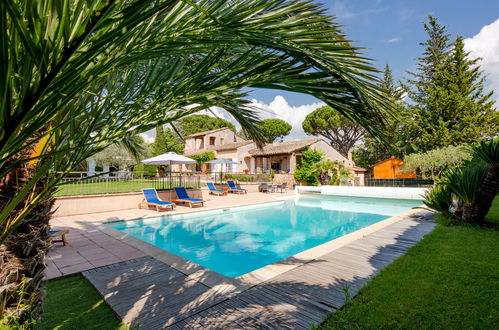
[248,139,320,156]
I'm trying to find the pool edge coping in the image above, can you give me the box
[94,199,430,294]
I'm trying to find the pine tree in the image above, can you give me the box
[381,64,404,100]
[353,64,406,169]
[406,15,451,104]
[404,16,497,152]
[426,36,497,145]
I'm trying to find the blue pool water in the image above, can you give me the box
[107,195,421,277]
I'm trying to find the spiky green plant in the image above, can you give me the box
[467,140,499,223]
[422,183,453,216]
[443,165,488,223]
[0,0,393,323]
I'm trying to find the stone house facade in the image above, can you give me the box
[183,127,366,185]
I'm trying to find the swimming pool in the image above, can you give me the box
[107,195,421,277]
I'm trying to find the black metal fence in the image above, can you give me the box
[56,171,201,196]
[366,178,434,187]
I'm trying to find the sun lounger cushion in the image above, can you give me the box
[207,182,225,192]
[174,187,203,201]
[143,189,173,204]
[227,180,246,191]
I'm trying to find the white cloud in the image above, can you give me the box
[140,96,324,142]
[386,37,401,43]
[200,96,324,141]
[464,18,499,103]
[330,1,387,20]
[140,129,155,143]
[249,96,324,141]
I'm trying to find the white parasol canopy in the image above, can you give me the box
[141,152,196,165]
[206,158,239,182]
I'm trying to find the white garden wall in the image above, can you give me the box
[295,185,428,200]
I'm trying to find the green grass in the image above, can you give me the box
[485,195,499,224]
[55,178,200,196]
[35,275,126,330]
[322,196,499,329]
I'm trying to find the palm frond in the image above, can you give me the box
[474,140,499,166]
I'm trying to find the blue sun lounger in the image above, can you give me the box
[207,182,227,196]
[174,187,205,207]
[227,180,247,194]
[139,188,175,211]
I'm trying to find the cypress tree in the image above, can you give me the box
[152,125,168,155]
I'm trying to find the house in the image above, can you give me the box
[373,156,416,179]
[183,127,367,185]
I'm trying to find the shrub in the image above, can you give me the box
[443,165,488,204]
[422,183,453,217]
[191,152,215,165]
[294,149,323,185]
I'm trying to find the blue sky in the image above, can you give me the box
[248,0,499,106]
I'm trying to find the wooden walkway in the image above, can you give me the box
[83,215,435,329]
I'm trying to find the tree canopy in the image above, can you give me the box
[302,105,365,156]
[257,119,292,142]
[93,136,148,169]
[404,16,498,153]
[152,126,184,156]
[179,115,236,136]
[403,145,474,179]
[353,64,406,169]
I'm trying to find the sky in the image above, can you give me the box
[141,0,499,143]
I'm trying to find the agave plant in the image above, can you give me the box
[0,0,393,323]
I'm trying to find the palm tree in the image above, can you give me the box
[0,0,392,323]
[463,140,499,223]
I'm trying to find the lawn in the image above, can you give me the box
[55,178,200,196]
[37,198,499,329]
[321,196,499,329]
[35,275,125,330]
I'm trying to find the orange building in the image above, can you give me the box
[373,156,416,179]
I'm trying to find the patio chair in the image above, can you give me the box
[173,187,205,207]
[138,188,176,212]
[227,180,247,194]
[207,182,227,196]
[258,182,271,193]
[48,229,69,246]
[275,182,287,193]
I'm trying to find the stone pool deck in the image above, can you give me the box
[46,191,294,279]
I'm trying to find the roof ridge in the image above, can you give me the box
[184,127,232,138]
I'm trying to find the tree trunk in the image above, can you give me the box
[461,202,480,223]
[468,165,499,224]
[0,161,54,325]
